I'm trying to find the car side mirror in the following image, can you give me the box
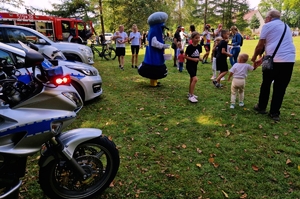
[37,39,47,44]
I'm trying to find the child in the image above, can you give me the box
[185,31,202,103]
[178,49,185,72]
[228,53,255,109]
[211,37,222,80]
[176,42,182,69]
[213,30,232,88]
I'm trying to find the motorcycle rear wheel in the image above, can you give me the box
[39,136,119,199]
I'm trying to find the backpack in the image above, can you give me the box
[239,33,243,46]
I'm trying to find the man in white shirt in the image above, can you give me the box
[251,9,295,122]
[112,25,128,70]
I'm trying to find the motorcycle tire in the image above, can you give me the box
[103,48,116,60]
[39,135,120,199]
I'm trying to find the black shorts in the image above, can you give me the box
[216,58,228,72]
[116,47,126,56]
[131,45,140,54]
[186,64,197,78]
[204,44,210,52]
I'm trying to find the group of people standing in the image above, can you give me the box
[111,24,147,70]
[172,9,295,122]
[109,9,295,122]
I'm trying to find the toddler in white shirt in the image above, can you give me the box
[228,53,255,109]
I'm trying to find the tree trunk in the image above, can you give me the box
[99,0,105,35]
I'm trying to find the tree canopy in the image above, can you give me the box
[4,0,300,35]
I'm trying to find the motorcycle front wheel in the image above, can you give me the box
[39,136,120,199]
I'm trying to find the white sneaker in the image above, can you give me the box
[210,76,216,80]
[230,104,235,109]
[239,102,244,107]
[188,96,198,103]
[187,94,198,98]
[221,77,225,81]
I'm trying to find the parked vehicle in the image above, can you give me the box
[0,11,95,44]
[0,42,120,199]
[104,33,113,41]
[0,41,102,101]
[0,24,94,65]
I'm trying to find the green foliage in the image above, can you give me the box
[98,0,175,33]
[43,0,94,18]
[242,27,252,36]
[250,14,260,32]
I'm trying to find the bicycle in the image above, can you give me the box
[90,40,116,60]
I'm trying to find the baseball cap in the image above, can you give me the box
[177,25,182,28]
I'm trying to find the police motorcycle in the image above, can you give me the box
[0,42,120,199]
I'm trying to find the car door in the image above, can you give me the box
[2,27,42,50]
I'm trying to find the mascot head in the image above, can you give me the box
[147,12,168,41]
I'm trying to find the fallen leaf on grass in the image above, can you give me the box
[213,163,219,168]
[165,173,179,179]
[252,164,259,171]
[259,124,263,129]
[109,181,115,187]
[196,148,203,154]
[209,157,214,163]
[196,163,202,168]
[139,108,144,111]
[286,159,292,165]
[298,165,300,171]
[225,130,230,137]
[182,144,187,149]
[164,128,168,131]
[274,135,279,139]
[222,190,229,198]
[216,143,220,148]
[240,193,248,199]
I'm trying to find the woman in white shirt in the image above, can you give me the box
[129,24,142,68]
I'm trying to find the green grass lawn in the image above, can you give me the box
[22,38,300,199]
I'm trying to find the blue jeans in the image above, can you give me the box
[178,62,183,72]
[230,47,240,66]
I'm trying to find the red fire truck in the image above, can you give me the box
[0,12,95,44]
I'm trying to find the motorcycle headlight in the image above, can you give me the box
[62,92,83,112]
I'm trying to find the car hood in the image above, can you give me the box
[53,42,90,49]
[57,60,96,70]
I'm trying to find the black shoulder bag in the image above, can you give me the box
[261,23,287,72]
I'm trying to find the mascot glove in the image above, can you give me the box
[163,44,170,49]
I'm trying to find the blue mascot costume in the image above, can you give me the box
[138,12,170,87]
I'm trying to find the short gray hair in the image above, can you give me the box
[266,9,281,19]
